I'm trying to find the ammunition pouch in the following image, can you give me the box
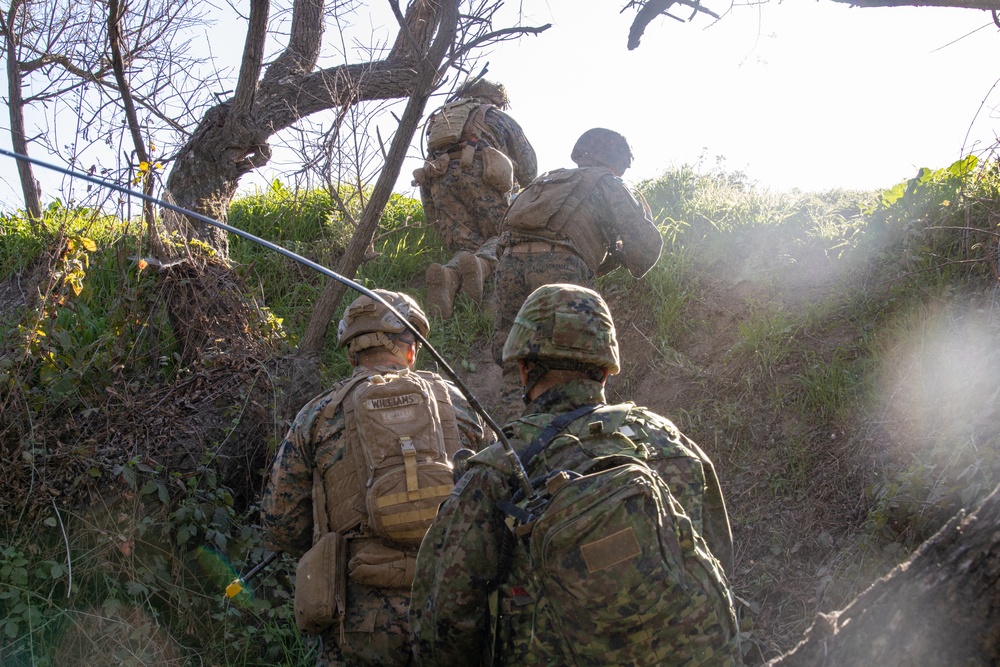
[414,154,452,187]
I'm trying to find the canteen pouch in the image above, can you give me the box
[294,531,347,635]
[481,146,514,194]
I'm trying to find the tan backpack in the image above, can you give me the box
[324,368,461,545]
[503,167,607,235]
[426,99,500,152]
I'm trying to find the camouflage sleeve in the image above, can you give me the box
[489,109,537,188]
[597,176,663,278]
[410,465,509,666]
[418,182,438,226]
[260,394,346,557]
[447,384,497,451]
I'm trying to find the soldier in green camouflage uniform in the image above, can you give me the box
[411,284,740,666]
[415,78,537,319]
[492,128,663,421]
[262,290,491,667]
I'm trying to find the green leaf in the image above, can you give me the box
[43,516,57,528]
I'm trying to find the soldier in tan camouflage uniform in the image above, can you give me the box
[411,284,740,667]
[414,78,537,319]
[491,128,664,421]
[261,290,492,667]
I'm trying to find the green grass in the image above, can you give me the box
[730,303,798,380]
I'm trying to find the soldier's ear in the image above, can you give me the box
[517,359,531,387]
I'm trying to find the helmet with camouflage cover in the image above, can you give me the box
[502,283,620,374]
[570,128,633,174]
[455,77,509,109]
[337,290,429,357]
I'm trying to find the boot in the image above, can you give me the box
[425,262,459,319]
[456,251,491,304]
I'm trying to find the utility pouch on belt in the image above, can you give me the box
[460,143,476,169]
[294,530,347,635]
[414,154,451,187]
[294,468,347,635]
[481,146,514,194]
[348,540,418,589]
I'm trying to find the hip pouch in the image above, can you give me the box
[348,540,418,589]
[294,530,347,635]
[481,146,514,194]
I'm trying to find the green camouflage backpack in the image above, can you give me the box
[487,405,741,666]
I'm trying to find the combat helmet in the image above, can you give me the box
[337,290,429,357]
[570,128,633,174]
[455,77,508,109]
[502,283,620,375]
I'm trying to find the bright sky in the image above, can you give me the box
[448,0,1000,194]
[1,1,998,211]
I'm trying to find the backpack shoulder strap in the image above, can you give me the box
[519,403,603,470]
[318,371,373,421]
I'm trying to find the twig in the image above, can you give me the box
[447,24,550,64]
[52,498,73,598]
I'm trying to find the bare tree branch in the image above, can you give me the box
[828,0,1000,6]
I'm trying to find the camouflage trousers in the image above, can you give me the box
[317,579,412,667]
[423,159,510,256]
[491,250,594,422]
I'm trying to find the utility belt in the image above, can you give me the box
[413,143,478,187]
[501,240,579,258]
[440,139,481,167]
[414,139,514,195]
[294,531,417,634]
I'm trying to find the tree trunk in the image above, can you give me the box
[770,483,1000,666]
[162,0,444,258]
[3,0,42,222]
[291,0,460,406]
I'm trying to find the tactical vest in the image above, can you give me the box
[501,167,611,270]
[475,404,740,666]
[425,99,499,153]
[321,369,462,545]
